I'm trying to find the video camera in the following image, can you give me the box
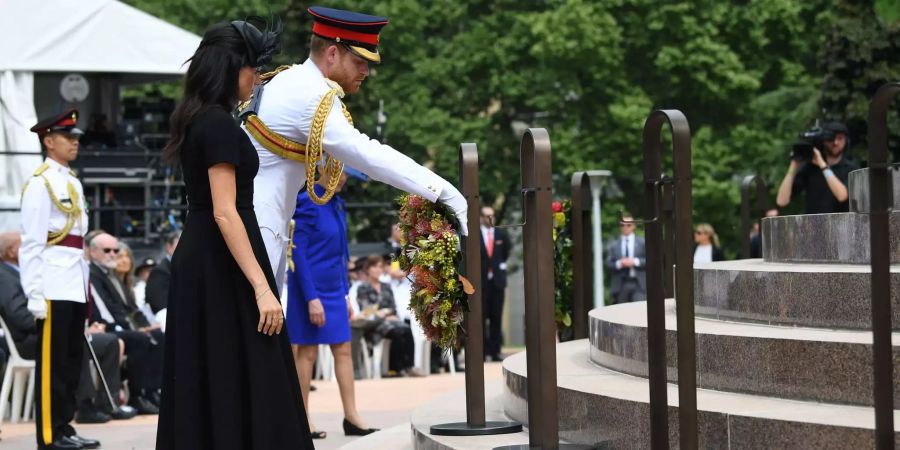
[791,122,848,162]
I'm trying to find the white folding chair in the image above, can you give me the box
[314,344,335,381]
[0,315,36,423]
[410,319,431,374]
[371,338,390,379]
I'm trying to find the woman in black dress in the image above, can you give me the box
[155,19,314,449]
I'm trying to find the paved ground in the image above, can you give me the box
[0,362,504,450]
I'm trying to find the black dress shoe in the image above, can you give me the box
[108,405,138,420]
[75,408,111,424]
[343,418,379,436]
[67,434,101,449]
[129,395,160,415]
[43,435,84,449]
[148,390,162,407]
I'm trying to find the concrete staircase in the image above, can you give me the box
[408,166,900,448]
[501,166,900,448]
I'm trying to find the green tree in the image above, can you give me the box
[127,0,900,254]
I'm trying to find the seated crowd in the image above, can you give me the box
[0,229,180,424]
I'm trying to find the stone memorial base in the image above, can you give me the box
[504,338,900,449]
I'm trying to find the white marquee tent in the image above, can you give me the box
[0,0,200,229]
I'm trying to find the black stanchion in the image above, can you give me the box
[495,130,595,450]
[637,110,697,449]
[739,175,768,259]
[867,82,899,450]
[430,143,522,436]
[570,172,593,340]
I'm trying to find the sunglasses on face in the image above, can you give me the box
[102,248,119,254]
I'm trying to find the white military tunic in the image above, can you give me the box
[245,58,452,283]
[19,158,89,304]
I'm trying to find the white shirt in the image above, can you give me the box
[246,59,449,238]
[134,279,147,309]
[19,158,89,303]
[694,244,714,264]
[616,234,640,277]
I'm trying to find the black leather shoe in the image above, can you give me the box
[148,390,162,407]
[75,408,111,424]
[343,418,379,436]
[129,395,160,415]
[67,435,100,449]
[109,405,138,420]
[43,435,84,449]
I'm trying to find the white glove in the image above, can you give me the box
[28,295,47,320]
[438,182,468,236]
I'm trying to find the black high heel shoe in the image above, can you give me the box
[343,418,379,436]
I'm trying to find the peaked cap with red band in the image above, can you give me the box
[30,108,83,138]
[308,6,389,63]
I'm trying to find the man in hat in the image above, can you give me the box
[776,121,859,214]
[241,6,468,295]
[20,109,100,449]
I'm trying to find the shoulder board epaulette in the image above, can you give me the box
[324,79,345,98]
[68,169,77,177]
[32,163,49,177]
[260,65,291,84]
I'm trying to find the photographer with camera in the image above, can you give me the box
[776,121,858,214]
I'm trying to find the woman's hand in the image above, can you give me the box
[308,299,326,327]
[256,287,284,335]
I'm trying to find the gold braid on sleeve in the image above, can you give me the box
[287,219,296,273]
[305,89,354,206]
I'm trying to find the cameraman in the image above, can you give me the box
[776,122,859,214]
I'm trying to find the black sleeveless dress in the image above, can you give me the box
[156,107,313,449]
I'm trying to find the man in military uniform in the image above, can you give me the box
[20,109,100,449]
[241,6,468,292]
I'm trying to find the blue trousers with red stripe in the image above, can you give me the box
[34,301,86,448]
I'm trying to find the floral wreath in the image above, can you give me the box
[396,195,473,349]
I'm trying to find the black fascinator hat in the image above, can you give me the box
[231,15,283,67]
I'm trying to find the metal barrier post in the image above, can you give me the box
[571,172,593,340]
[739,175,769,259]
[660,183,676,298]
[641,110,697,449]
[430,143,521,436]
[868,82,899,450]
[495,130,594,450]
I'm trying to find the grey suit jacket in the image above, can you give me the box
[605,235,647,295]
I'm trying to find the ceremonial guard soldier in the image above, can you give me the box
[241,6,468,286]
[20,109,99,450]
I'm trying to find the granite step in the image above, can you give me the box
[761,211,900,264]
[504,339,900,449]
[694,259,900,330]
[589,300,900,406]
[848,164,900,213]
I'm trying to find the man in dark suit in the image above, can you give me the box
[0,232,133,426]
[145,231,179,314]
[479,207,511,362]
[0,232,38,360]
[87,233,163,415]
[605,214,647,304]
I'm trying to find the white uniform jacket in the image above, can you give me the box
[19,158,89,303]
[245,58,448,241]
